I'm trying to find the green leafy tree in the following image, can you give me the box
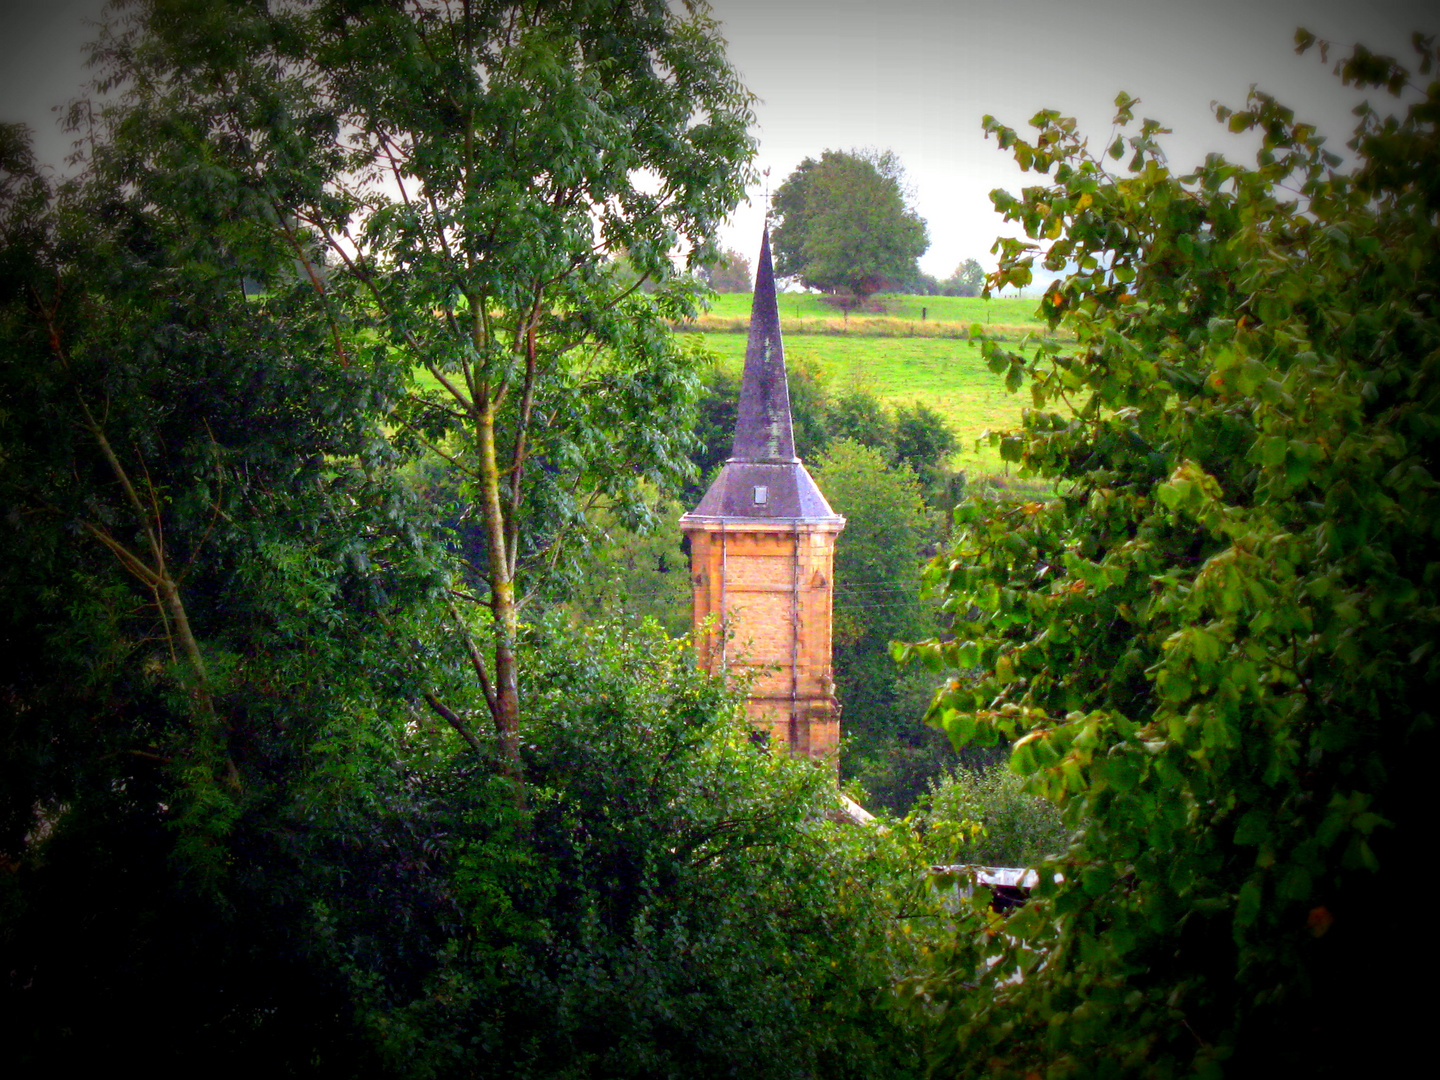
[1,127,927,1078]
[84,0,756,773]
[700,245,753,292]
[912,764,1069,869]
[899,33,1439,1076]
[826,393,959,509]
[771,149,929,300]
[892,400,958,494]
[942,258,986,297]
[1,117,453,1072]
[0,10,945,1075]
[827,388,895,454]
[560,501,692,638]
[324,618,930,1079]
[813,441,941,808]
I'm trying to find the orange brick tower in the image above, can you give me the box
[680,229,845,757]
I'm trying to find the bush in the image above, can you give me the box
[911,763,1069,868]
[335,618,928,1080]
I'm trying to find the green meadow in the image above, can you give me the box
[701,290,1043,328]
[691,291,1054,343]
[693,292,1053,477]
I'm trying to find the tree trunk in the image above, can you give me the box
[475,393,524,781]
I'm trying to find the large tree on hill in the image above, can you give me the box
[771,148,928,300]
[942,258,986,296]
[80,0,755,775]
[700,245,753,292]
[899,32,1439,1076]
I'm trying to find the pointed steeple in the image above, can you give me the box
[681,228,842,525]
[731,228,795,463]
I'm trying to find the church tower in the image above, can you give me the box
[680,229,845,757]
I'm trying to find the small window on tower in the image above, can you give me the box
[753,485,768,505]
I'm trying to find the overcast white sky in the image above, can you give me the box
[710,0,1439,281]
[4,0,1438,286]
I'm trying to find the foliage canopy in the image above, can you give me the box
[771,149,929,300]
[699,246,754,292]
[899,32,1439,1076]
[812,440,949,809]
[943,258,986,298]
[0,4,936,1075]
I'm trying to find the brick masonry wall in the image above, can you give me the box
[683,522,842,757]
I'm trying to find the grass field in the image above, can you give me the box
[687,290,1054,477]
[690,291,1055,341]
[701,291,1044,324]
[699,331,1029,477]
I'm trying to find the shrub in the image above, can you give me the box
[912,763,1069,868]
[337,618,928,1080]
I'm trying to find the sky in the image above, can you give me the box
[3,0,1438,288]
[709,0,1439,282]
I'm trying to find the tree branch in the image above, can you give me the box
[445,597,499,718]
[423,691,486,755]
[44,304,240,791]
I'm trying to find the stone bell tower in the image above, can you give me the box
[680,228,845,757]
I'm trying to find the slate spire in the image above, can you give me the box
[730,227,796,463]
[681,228,841,525]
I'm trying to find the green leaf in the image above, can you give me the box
[1236,880,1263,927]
[1157,478,1192,510]
[1234,809,1271,846]
[944,712,978,745]
[1258,435,1287,468]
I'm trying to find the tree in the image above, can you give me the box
[892,401,957,494]
[913,763,1069,869]
[771,149,928,300]
[1,116,454,1072]
[700,245,753,292]
[899,32,1439,1076]
[332,617,930,1079]
[827,388,895,454]
[813,440,941,809]
[559,500,693,639]
[83,0,756,775]
[941,258,985,297]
